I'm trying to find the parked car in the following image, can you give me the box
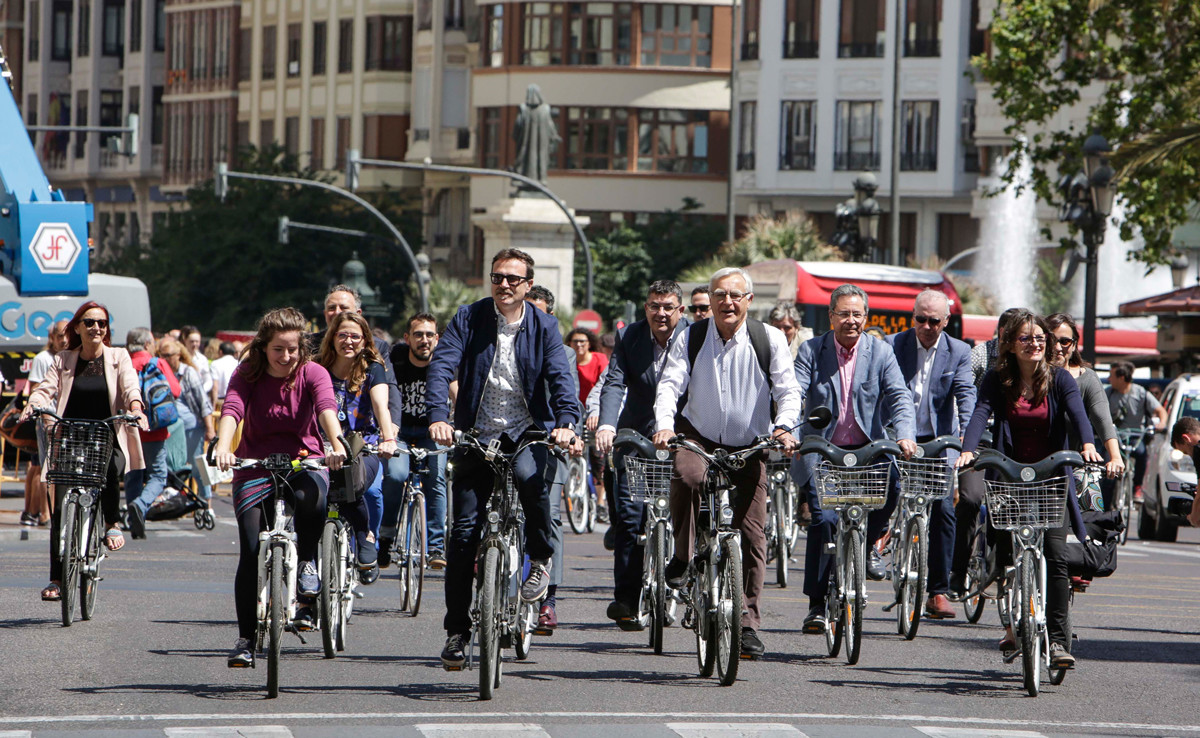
[1141,374,1200,541]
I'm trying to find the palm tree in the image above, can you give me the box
[679,211,842,282]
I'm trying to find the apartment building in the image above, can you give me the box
[22,0,169,260]
[2,0,24,101]
[731,0,985,263]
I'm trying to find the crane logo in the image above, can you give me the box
[28,223,83,274]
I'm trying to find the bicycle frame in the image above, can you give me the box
[257,486,300,634]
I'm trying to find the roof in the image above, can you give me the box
[796,261,946,285]
[1119,285,1200,316]
[961,314,1158,358]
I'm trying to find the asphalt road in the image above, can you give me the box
[2,496,1200,737]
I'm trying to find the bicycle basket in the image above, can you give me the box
[983,476,1069,530]
[623,455,674,504]
[814,460,891,509]
[896,456,954,500]
[45,419,115,487]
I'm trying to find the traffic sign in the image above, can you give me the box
[28,222,83,274]
[574,309,603,333]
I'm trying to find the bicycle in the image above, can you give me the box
[885,436,961,640]
[388,443,452,617]
[764,452,800,588]
[34,408,138,627]
[207,443,325,698]
[612,429,676,654]
[451,429,565,700]
[1113,426,1147,544]
[800,435,901,665]
[972,448,1084,697]
[318,437,377,659]
[667,433,782,685]
[564,428,597,534]
[959,499,996,623]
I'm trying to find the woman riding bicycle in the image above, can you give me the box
[956,309,1102,669]
[316,311,397,573]
[22,301,149,602]
[212,307,347,667]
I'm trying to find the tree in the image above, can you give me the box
[1035,257,1074,315]
[99,145,423,334]
[975,0,1200,264]
[574,225,654,323]
[678,210,842,283]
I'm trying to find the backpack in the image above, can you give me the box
[139,357,180,431]
[678,317,773,414]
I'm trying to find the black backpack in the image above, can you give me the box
[677,318,773,414]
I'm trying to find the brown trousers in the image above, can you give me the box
[670,425,768,629]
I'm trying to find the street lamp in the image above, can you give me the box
[833,173,883,262]
[1058,131,1115,365]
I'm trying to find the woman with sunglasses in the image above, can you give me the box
[956,308,1102,669]
[22,302,149,602]
[317,312,397,575]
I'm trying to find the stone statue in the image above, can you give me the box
[512,84,560,191]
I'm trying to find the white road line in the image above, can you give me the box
[164,729,294,738]
[0,731,32,738]
[154,530,206,538]
[668,723,806,737]
[1119,550,1148,557]
[416,725,550,737]
[1136,543,1200,560]
[917,728,1046,738]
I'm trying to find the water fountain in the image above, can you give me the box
[1080,198,1174,331]
[973,153,1038,312]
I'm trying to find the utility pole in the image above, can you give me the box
[889,0,904,265]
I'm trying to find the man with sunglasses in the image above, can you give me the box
[426,248,580,670]
[886,290,975,619]
[688,286,711,320]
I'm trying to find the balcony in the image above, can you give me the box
[834,151,880,171]
[838,42,884,59]
[736,152,755,171]
[783,40,818,59]
[152,144,163,167]
[414,128,430,142]
[740,41,758,61]
[99,148,120,168]
[779,150,814,171]
[904,39,941,57]
[900,152,938,171]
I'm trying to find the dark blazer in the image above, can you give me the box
[426,298,580,432]
[887,328,976,438]
[599,318,686,437]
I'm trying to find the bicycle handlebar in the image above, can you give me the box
[667,434,781,471]
[797,436,903,467]
[968,448,1085,482]
[30,406,139,426]
[453,428,567,461]
[915,435,962,458]
[613,429,662,460]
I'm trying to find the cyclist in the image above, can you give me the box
[23,302,149,602]
[426,248,579,669]
[885,290,975,619]
[595,279,687,629]
[955,309,1103,669]
[212,307,347,668]
[793,284,917,634]
[316,311,398,575]
[381,313,454,570]
[568,328,609,520]
[653,267,802,659]
[1105,361,1166,505]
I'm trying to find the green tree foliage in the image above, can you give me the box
[98,145,423,334]
[634,197,727,279]
[975,0,1200,264]
[574,225,654,323]
[679,210,842,283]
[1035,256,1074,315]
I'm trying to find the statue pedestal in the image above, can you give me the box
[472,197,590,314]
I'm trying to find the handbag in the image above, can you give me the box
[327,432,367,504]
[1065,510,1122,579]
[0,393,39,451]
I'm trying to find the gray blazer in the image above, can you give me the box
[887,328,976,438]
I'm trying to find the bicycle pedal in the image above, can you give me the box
[443,664,464,672]
[1002,649,1021,664]
[881,601,898,613]
[533,627,554,636]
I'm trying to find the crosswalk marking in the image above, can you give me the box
[667,723,807,738]
[0,731,32,738]
[154,530,206,538]
[917,727,1047,738]
[163,728,294,737]
[416,725,551,737]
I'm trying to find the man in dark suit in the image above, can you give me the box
[886,289,976,619]
[794,284,917,633]
[594,279,687,628]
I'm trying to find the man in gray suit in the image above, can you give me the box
[886,289,975,619]
[794,283,917,633]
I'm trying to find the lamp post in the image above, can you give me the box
[1058,132,1116,366]
[832,172,883,262]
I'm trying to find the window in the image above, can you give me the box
[100,89,122,127]
[260,119,275,146]
[838,0,884,58]
[784,0,818,58]
[565,107,628,170]
[417,0,432,30]
[741,0,758,59]
[641,5,711,67]
[834,100,880,170]
[78,0,90,56]
[287,23,300,76]
[238,28,252,81]
[637,109,708,173]
[567,3,633,65]
[446,0,465,30]
[29,0,40,60]
[335,117,350,169]
[480,108,502,168]
[192,12,207,78]
[904,0,940,57]
[737,101,755,170]
[26,94,38,142]
[365,16,411,71]
[128,85,139,117]
[285,116,299,155]
[129,0,141,52]
[262,26,276,79]
[102,0,123,56]
[363,115,408,160]
[154,0,164,50]
[483,5,503,66]
[521,2,563,65]
[214,9,231,78]
[312,21,327,75]
[51,0,71,60]
[74,89,88,158]
[310,117,325,168]
[900,101,937,170]
[151,85,163,144]
[961,99,979,173]
[338,19,353,72]
[968,0,984,57]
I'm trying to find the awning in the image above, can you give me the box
[961,314,1158,358]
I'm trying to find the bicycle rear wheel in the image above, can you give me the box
[1019,550,1040,697]
[845,528,865,666]
[898,516,927,641]
[60,498,82,627]
[716,538,743,685]
[825,571,843,658]
[1119,473,1134,545]
[80,501,102,621]
[478,546,501,700]
[397,503,412,611]
[514,600,536,660]
[650,521,667,654]
[774,488,789,588]
[407,494,428,617]
[319,522,339,659]
[566,459,588,534]
[267,543,285,699]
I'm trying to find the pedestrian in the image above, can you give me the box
[20,318,70,527]
[567,328,608,518]
[210,342,240,406]
[124,327,182,539]
[157,337,216,503]
[180,325,217,411]
[768,301,813,359]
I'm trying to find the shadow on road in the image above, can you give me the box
[0,616,60,630]
[809,665,1029,697]
[1074,638,1200,664]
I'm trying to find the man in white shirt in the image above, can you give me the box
[209,342,239,403]
[653,267,803,659]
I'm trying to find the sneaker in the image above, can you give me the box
[227,638,254,668]
[294,605,316,631]
[1133,485,1144,503]
[664,556,688,590]
[802,605,827,634]
[377,538,394,569]
[603,526,616,551]
[597,506,610,524]
[19,512,37,527]
[298,560,320,596]
[520,560,552,602]
[1050,641,1076,669]
[741,627,765,659]
[440,632,468,670]
[428,549,447,570]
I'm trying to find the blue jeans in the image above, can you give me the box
[126,439,169,515]
[382,434,448,553]
[184,426,212,501]
[611,446,646,605]
[364,461,384,541]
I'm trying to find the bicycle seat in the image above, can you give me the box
[798,437,902,467]
[613,429,659,460]
[915,435,962,459]
[971,449,1084,482]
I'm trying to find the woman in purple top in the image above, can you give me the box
[212,307,347,668]
[957,309,1103,671]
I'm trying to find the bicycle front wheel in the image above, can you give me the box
[963,520,988,623]
[716,537,743,685]
[845,528,865,666]
[774,488,789,588]
[397,503,412,610]
[898,516,927,641]
[267,543,285,699]
[651,520,667,654]
[406,494,428,617]
[336,526,352,652]
[478,546,501,700]
[80,501,102,621]
[695,568,716,678]
[1019,550,1041,697]
[319,522,340,659]
[1119,473,1134,545]
[60,498,82,627]
[566,458,588,534]
[825,568,843,658]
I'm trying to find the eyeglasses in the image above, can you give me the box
[646,303,680,314]
[336,332,364,344]
[408,331,437,340]
[490,272,529,287]
[832,311,866,321]
[1054,337,1076,348]
[712,289,749,302]
[1016,335,1046,346]
[688,304,711,314]
[81,318,109,329]
[913,315,944,325]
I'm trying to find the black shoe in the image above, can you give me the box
[606,599,635,621]
[357,534,378,567]
[359,563,380,585]
[1050,642,1076,669]
[377,538,393,568]
[294,606,315,631]
[227,638,254,668]
[741,627,765,659]
[603,526,616,551]
[866,548,886,581]
[802,606,827,634]
[948,573,967,602]
[664,556,688,590]
[440,632,468,670]
[127,504,146,539]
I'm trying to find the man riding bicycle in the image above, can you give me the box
[652,267,802,659]
[426,248,580,670]
[1105,361,1165,506]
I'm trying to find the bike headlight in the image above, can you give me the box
[487,511,500,525]
[77,492,94,508]
[772,470,787,483]
[1018,525,1035,542]
[847,505,863,521]
[656,497,668,509]
[719,504,734,525]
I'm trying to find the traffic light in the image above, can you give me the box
[215,162,229,202]
[345,148,361,192]
[278,216,290,245]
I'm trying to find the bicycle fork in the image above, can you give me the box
[1003,535,1047,664]
[828,510,868,610]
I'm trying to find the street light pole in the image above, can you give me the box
[889,0,904,265]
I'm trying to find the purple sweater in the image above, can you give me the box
[221,361,337,484]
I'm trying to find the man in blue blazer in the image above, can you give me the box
[426,248,580,669]
[886,289,976,619]
[594,279,688,628]
[794,284,917,633]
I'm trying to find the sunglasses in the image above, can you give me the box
[81,318,109,329]
[1054,337,1075,348]
[1016,335,1046,346]
[490,272,529,287]
[913,315,944,325]
[688,305,711,314]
